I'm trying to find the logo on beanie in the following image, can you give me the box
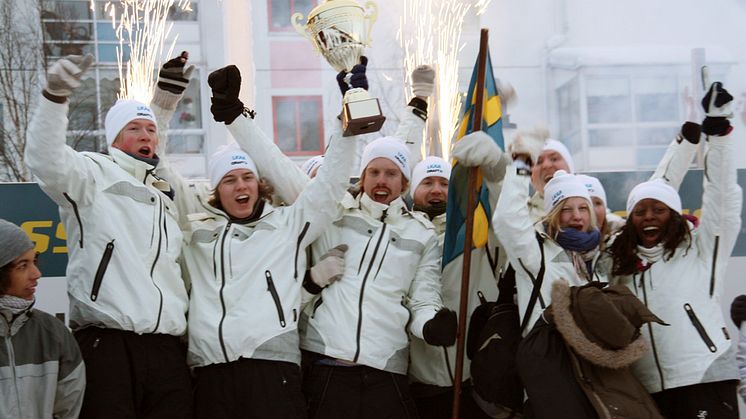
[393,151,408,167]
[551,190,564,205]
[425,163,443,174]
[230,154,248,166]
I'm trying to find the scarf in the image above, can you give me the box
[0,295,33,319]
[413,202,447,220]
[635,243,665,272]
[555,228,601,281]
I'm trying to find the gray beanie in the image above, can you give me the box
[0,219,34,268]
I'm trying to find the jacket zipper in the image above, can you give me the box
[568,349,612,419]
[709,236,720,297]
[217,222,232,363]
[90,240,115,301]
[353,209,388,363]
[684,303,717,352]
[4,332,22,416]
[63,192,84,248]
[311,296,323,318]
[294,222,311,281]
[265,270,286,327]
[149,198,165,333]
[639,271,666,390]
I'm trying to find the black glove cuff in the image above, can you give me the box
[210,98,245,124]
[408,97,428,121]
[303,270,323,295]
[702,117,731,137]
[677,121,702,145]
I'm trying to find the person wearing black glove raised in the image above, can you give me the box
[208,64,252,124]
[702,81,734,137]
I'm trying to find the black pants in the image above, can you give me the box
[304,362,419,419]
[75,327,192,419]
[652,380,739,419]
[410,382,492,419]
[193,358,307,419]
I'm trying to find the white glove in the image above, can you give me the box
[508,129,546,167]
[46,54,95,98]
[310,244,348,288]
[411,65,435,98]
[452,131,504,183]
[498,80,518,107]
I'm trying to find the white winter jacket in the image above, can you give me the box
[494,167,607,331]
[609,135,741,393]
[25,97,188,335]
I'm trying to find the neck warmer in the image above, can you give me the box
[555,228,601,252]
[413,202,447,220]
[231,200,266,225]
[0,295,33,319]
[125,151,160,168]
[636,243,665,266]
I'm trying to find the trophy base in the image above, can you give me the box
[342,97,386,137]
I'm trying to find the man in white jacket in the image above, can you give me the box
[25,54,191,418]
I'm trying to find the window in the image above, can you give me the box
[272,96,324,156]
[554,67,693,171]
[268,0,316,32]
[40,0,204,153]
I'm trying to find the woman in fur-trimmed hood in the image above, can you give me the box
[517,280,665,419]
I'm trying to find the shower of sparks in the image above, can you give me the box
[398,0,471,161]
[95,0,191,103]
[474,0,492,16]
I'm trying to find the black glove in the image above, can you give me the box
[336,56,368,96]
[208,65,246,124]
[701,82,733,136]
[731,295,746,326]
[423,308,458,346]
[157,51,194,95]
[676,121,702,145]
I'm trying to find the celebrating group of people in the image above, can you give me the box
[0,48,743,419]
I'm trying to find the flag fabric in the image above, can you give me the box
[442,50,504,268]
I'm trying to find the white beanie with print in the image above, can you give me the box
[543,139,575,173]
[411,156,451,194]
[104,99,158,146]
[359,137,411,181]
[208,143,259,189]
[543,170,591,213]
[576,174,607,206]
[626,179,682,215]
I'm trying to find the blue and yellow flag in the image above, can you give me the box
[442,50,504,268]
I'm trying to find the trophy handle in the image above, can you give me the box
[291,12,311,41]
[363,1,378,46]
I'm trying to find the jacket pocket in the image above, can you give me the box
[265,270,286,327]
[684,303,717,353]
[91,240,115,301]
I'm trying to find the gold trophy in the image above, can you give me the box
[292,0,385,136]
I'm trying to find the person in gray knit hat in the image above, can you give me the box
[0,219,86,418]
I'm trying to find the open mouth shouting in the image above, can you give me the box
[640,225,662,246]
[137,145,153,158]
[372,188,391,203]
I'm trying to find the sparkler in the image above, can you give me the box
[398,0,471,161]
[474,0,493,16]
[94,0,191,103]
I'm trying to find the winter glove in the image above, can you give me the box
[731,295,746,326]
[701,81,733,136]
[310,245,348,288]
[208,65,246,124]
[157,51,195,95]
[336,56,368,96]
[423,308,458,346]
[676,121,702,145]
[452,131,503,181]
[508,130,545,168]
[411,65,435,98]
[45,54,95,99]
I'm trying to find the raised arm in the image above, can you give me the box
[24,54,98,207]
[650,121,699,190]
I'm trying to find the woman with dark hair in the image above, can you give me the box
[606,81,741,418]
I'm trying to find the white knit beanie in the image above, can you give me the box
[301,155,324,177]
[359,137,411,181]
[104,99,158,146]
[543,170,592,213]
[626,179,682,215]
[543,139,575,173]
[576,174,607,206]
[0,219,34,269]
[411,156,451,194]
[208,143,260,189]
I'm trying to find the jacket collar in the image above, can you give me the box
[0,298,34,337]
[355,192,407,223]
[109,148,171,193]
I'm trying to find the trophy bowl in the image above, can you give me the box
[292,0,378,73]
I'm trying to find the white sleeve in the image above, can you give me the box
[650,137,697,190]
[393,105,426,166]
[738,323,746,403]
[24,96,97,207]
[407,233,444,339]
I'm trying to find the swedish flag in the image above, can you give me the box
[442,50,504,268]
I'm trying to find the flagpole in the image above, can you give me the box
[451,27,489,419]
